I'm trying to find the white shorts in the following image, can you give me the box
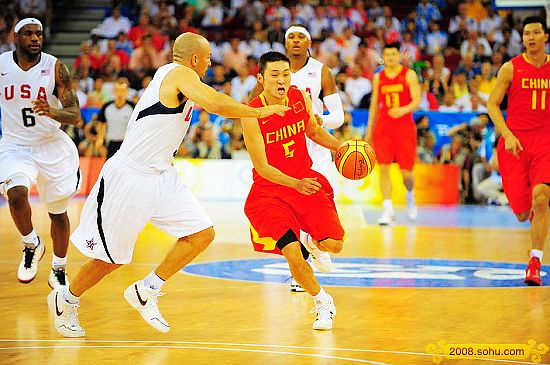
[71,156,214,264]
[0,132,81,203]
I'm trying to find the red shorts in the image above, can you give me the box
[497,133,550,215]
[244,171,345,255]
[372,120,417,170]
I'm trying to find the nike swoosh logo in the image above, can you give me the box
[262,119,270,124]
[135,284,148,306]
[0,73,8,76]
[55,292,64,316]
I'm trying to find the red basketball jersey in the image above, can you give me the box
[376,66,414,128]
[248,86,313,185]
[507,54,550,134]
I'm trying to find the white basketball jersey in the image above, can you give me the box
[0,51,60,145]
[290,57,331,169]
[117,63,194,173]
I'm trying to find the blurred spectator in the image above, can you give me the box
[448,2,478,34]
[475,137,508,205]
[74,42,101,74]
[206,63,229,92]
[375,6,400,33]
[427,53,451,86]
[493,26,522,57]
[308,6,330,39]
[137,75,152,99]
[96,7,132,39]
[296,0,315,25]
[330,7,351,36]
[347,0,368,32]
[71,77,87,107]
[479,5,502,38]
[460,30,492,58]
[76,66,94,94]
[201,0,226,31]
[116,31,133,57]
[439,91,460,112]
[231,64,256,103]
[210,31,227,64]
[416,0,441,23]
[464,0,487,22]
[476,61,496,99]
[345,64,372,108]
[287,4,307,26]
[267,17,285,45]
[400,31,420,63]
[339,27,361,65]
[100,39,130,70]
[450,71,470,109]
[353,42,378,80]
[193,126,223,159]
[266,0,290,29]
[336,72,354,111]
[16,0,50,37]
[454,53,479,80]
[129,14,151,48]
[128,33,165,71]
[223,37,249,73]
[242,0,266,28]
[86,78,110,108]
[419,80,440,111]
[426,21,448,55]
[333,112,362,141]
[249,21,271,60]
[0,27,15,54]
[79,115,106,157]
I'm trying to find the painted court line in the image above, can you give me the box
[1,340,548,365]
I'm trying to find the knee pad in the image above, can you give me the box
[276,229,299,251]
[0,173,32,197]
[47,197,70,214]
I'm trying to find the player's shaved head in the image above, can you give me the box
[172,32,212,77]
[173,32,209,61]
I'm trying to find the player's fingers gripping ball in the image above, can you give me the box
[334,139,377,180]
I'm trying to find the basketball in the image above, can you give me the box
[334,139,377,180]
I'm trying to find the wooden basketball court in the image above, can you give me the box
[1,198,549,365]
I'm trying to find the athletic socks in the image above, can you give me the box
[143,271,165,290]
[22,229,39,248]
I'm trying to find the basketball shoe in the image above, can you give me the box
[524,257,541,286]
[18,237,45,283]
[311,293,336,330]
[378,211,396,225]
[124,280,170,333]
[290,278,306,292]
[47,289,85,337]
[406,193,418,221]
[48,267,69,289]
[301,233,332,272]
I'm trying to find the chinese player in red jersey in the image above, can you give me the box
[488,16,550,286]
[364,42,421,225]
[242,52,344,330]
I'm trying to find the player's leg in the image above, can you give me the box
[47,258,121,338]
[124,167,215,332]
[279,235,336,330]
[397,128,417,220]
[378,163,395,225]
[46,197,71,288]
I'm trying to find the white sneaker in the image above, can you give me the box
[377,211,395,226]
[301,233,332,273]
[311,294,336,330]
[48,267,69,289]
[124,280,170,333]
[407,203,418,221]
[18,238,45,283]
[47,289,85,337]
[290,278,306,292]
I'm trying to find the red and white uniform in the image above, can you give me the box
[245,86,345,255]
[497,54,550,215]
[372,66,417,170]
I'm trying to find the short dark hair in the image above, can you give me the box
[258,51,290,75]
[383,42,401,51]
[523,16,548,34]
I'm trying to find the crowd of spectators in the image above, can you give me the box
[0,0,546,205]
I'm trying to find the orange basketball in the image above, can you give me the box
[334,139,377,180]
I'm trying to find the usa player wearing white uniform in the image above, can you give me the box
[0,18,82,289]
[47,32,290,338]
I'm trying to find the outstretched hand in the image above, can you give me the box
[260,105,290,117]
[295,177,321,195]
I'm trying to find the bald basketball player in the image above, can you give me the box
[47,33,289,338]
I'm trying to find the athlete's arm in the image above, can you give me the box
[169,66,288,118]
[302,90,341,152]
[31,60,83,126]
[319,64,345,129]
[364,73,380,143]
[487,61,523,157]
[241,116,321,195]
[388,69,421,119]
